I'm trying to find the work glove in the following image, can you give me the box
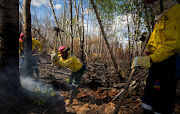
[51,51,59,62]
[131,56,151,69]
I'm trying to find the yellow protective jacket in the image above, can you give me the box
[19,39,23,54]
[19,38,42,54]
[54,55,83,72]
[32,38,42,52]
[147,4,180,63]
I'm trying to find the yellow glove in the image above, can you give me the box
[131,56,151,69]
[51,51,59,62]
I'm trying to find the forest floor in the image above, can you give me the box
[27,54,180,114]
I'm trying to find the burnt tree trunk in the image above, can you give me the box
[0,0,20,94]
[23,0,33,77]
[80,0,85,62]
[0,0,27,110]
[69,0,74,54]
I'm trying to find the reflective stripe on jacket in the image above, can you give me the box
[147,4,180,63]
[54,55,83,72]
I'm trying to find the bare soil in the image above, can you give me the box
[32,54,180,114]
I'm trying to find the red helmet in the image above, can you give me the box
[20,33,24,38]
[58,46,69,56]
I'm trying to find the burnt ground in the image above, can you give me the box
[31,54,180,114]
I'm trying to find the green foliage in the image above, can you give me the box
[94,0,123,21]
[66,79,70,82]
[33,87,57,105]
[72,17,76,25]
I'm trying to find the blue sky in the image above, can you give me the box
[20,0,64,19]
[19,0,146,48]
[19,0,90,20]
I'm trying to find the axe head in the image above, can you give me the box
[54,27,60,32]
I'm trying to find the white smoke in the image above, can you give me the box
[20,76,52,92]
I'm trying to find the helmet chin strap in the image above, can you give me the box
[160,0,164,13]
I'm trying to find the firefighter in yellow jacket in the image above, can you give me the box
[19,33,24,76]
[132,0,180,113]
[51,46,86,104]
[19,33,42,77]
[32,37,42,77]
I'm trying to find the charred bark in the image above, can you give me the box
[80,0,85,62]
[0,0,29,110]
[69,0,74,54]
[23,0,33,77]
[0,0,20,91]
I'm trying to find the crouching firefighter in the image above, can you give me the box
[132,0,180,113]
[51,46,87,104]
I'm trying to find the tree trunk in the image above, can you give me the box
[143,0,151,34]
[69,0,74,54]
[23,0,33,77]
[90,0,123,80]
[62,0,66,45]
[80,0,85,62]
[0,0,23,108]
[74,0,82,48]
[126,1,131,68]
[134,0,142,56]
[49,0,62,47]
[86,1,90,58]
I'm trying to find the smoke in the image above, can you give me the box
[20,76,65,109]
[20,76,53,92]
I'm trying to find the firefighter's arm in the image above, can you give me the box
[51,52,74,67]
[54,56,75,67]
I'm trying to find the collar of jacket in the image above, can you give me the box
[155,3,177,23]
